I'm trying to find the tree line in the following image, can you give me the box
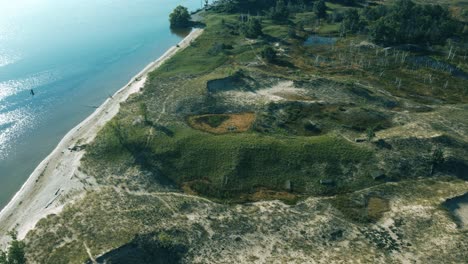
[339,0,464,45]
[171,0,465,46]
[214,0,362,14]
[216,0,465,46]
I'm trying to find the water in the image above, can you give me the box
[304,35,337,46]
[0,0,201,209]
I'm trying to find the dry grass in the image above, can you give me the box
[247,189,299,203]
[188,113,256,134]
[367,197,390,220]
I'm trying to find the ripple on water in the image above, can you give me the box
[0,72,55,160]
[0,107,35,160]
[0,51,21,68]
[0,71,57,102]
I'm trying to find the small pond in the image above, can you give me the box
[304,35,338,46]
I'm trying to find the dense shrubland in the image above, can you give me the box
[214,0,465,46]
[350,0,464,45]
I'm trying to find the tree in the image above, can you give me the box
[7,241,26,264]
[314,0,327,19]
[340,8,362,35]
[432,148,445,165]
[288,26,297,38]
[139,103,150,125]
[169,6,191,28]
[367,0,462,45]
[329,0,359,5]
[214,0,317,14]
[0,232,26,264]
[366,127,375,141]
[369,18,394,45]
[261,47,277,62]
[269,0,289,22]
[109,120,131,151]
[430,147,445,175]
[0,251,7,264]
[242,18,263,38]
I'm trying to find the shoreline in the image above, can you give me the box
[0,28,203,247]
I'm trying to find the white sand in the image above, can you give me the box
[0,28,204,247]
[221,81,314,106]
[454,201,468,228]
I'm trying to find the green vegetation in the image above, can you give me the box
[25,177,468,263]
[366,127,375,141]
[26,190,182,264]
[242,18,263,38]
[314,0,328,19]
[331,195,390,223]
[0,232,26,264]
[150,14,241,78]
[432,148,445,165]
[21,0,468,262]
[95,232,187,264]
[340,0,465,45]
[85,0,468,204]
[139,103,149,125]
[169,5,191,28]
[214,0,309,13]
[86,123,374,200]
[261,46,277,62]
[339,8,362,35]
[268,0,290,22]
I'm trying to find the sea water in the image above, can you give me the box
[0,0,201,209]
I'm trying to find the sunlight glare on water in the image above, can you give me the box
[0,0,201,208]
[0,108,34,160]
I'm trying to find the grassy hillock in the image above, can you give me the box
[85,123,374,201]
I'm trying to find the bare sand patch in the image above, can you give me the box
[367,196,390,220]
[220,81,313,106]
[247,189,298,203]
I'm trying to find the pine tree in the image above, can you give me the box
[314,0,327,19]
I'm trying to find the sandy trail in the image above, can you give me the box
[0,28,203,247]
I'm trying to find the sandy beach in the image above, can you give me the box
[0,28,203,247]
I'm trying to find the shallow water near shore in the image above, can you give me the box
[0,0,200,209]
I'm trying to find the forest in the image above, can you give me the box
[214,0,466,46]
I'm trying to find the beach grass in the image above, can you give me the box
[85,121,375,202]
